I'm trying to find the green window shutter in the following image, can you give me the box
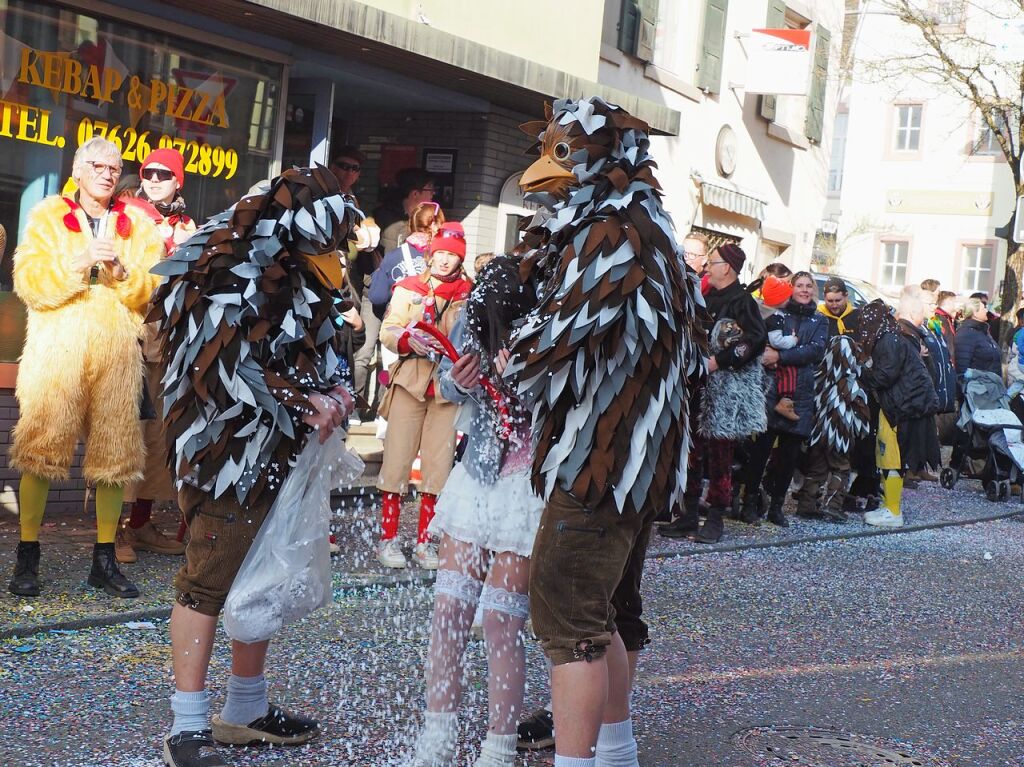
[805,25,831,142]
[636,0,659,62]
[618,0,640,55]
[696,0,729,93]
[759,0,787,121]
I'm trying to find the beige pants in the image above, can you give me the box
[376,386,458,495]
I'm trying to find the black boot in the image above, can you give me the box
[88,543,140,598]
[693,506,725,544]
[658,498,700,538]
[766,499,789,528]
[8,541,41,597]
[739,494,761,525]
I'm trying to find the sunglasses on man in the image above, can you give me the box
[142,168,176,182]
[333,161,361,172]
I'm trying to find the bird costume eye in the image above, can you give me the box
[553,142,571,161]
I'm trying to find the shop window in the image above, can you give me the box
[880,240,909,287]
[961,243,994,293]
[894,105,923,152]
[0,0,284,302]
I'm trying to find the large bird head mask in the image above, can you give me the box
[519,97,653,203]
[236,166,363,291]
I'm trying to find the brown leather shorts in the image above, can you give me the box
[173,485,274,617]
[528,486,656,665]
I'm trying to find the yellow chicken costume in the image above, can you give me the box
[12,195,163,484]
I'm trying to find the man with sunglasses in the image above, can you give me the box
[7,137,164,600]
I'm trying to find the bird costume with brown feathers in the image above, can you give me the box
[150,167,362,505]
[507,97,706,517]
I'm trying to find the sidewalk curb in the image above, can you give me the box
[6,510,1019,640]
[647,507,1024,560]
[0,571,436,642]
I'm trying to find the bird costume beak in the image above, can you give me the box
[519,155,576,195]
[302,251,345,290]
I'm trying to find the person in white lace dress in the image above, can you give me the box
[411,257,542,767]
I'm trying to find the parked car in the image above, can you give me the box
[811,271,895,308]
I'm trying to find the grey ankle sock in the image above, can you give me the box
[219,674,268,726]
[170,689,211,736]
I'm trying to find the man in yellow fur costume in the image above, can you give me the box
[8,137,163,599]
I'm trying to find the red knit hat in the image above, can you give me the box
[140,148,185,188]
[761,274,793,308]
[429,222,466,260]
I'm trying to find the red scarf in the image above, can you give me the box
[62,197,132,238]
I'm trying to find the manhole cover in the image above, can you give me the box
[733,726,937,766]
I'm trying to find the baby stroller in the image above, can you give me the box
[939,370,1024,502]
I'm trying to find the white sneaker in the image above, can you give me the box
[377,538,408,568]
[413,541,440,570]
[863,509,904,527]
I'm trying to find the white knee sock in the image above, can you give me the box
[413,711,459,767]
[170,689,210,736]
[474,732,518,766]
[219,674,268,726]
[554,756,597,767]
[595,719,638,767]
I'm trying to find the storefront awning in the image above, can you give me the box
[159,0,681,135]
[697,177,768,221]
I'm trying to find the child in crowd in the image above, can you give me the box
[758,275,800,422]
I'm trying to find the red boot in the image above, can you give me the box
[377,492,406,568]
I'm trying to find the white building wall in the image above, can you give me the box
[829,5,1016,299]
[597,0,845,280]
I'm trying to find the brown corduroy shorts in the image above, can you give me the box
[528,486,656,666]
[173,484,274,617]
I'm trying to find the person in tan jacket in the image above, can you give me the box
[375,222,472,570]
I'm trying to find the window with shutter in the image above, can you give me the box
[696,0,728,93]
[804,26,830,142]
[618,0,640,55]
[635,0,659,62]
[759,0,787,121]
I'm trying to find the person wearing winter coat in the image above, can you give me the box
[954,296,1002,384]
[857,300,938,527]
[896,292,941,480]
[931,290,958,367]
[920,289,956,414]
[739,271,827,527]
[658,243,766,544]
[7,138,164,600]
[818,277,861,337]
[368,201,444,319]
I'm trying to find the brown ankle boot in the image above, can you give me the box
[774,397,800,422]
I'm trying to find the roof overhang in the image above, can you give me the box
[159,0,680,135]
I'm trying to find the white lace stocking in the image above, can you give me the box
[479,584,530,736]
[425,568,482,713]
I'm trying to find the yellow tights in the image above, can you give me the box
[19,474,124,544]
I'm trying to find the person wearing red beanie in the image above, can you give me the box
[117,147,196,564]
[373,220,472,570]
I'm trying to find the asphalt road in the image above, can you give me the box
[2,515,1023,766]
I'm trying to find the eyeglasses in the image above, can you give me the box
[142,168,176,182]
[418,186,437,194]
[683,251,706,259]
[85,161,122,178]
[707,260,727,267]
[416,201,441,215]
[333,161,361,172]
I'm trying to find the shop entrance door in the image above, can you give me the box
[282,78,335,169]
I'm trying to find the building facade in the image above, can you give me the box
[0,0,843,511]
[823,1,1017,299]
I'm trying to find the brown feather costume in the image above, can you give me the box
[149,167,361,505]
[507,97,707,515]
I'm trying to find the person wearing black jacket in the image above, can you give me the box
[659,243,766,544]
[896,291,941,481]
[954,296,1002,384]
[857,300,937,527]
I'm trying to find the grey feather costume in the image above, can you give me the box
[699,318,767,441]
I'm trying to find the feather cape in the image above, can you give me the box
[507,97,707,515]
[810,334,870,453]
[150,166,362,505]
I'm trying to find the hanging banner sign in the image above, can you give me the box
[744,28,812,96]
